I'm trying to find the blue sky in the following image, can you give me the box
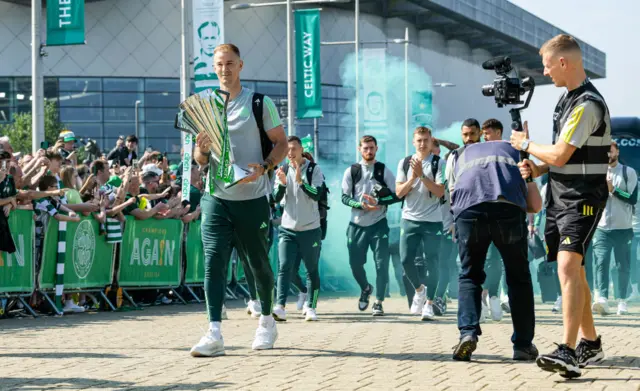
[507,0,640,143]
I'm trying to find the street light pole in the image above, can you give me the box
[31,0,44,154]
[354,0,359,160]
[404,27,409,156]
[286,0,294,136]
[134,100,141,140]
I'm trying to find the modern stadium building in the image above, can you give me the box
[0,0,606,163]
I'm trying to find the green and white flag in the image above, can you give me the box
[412,91,433,128]
[362,48,387,129]
[46,0,85,46]
[193,0,225,93]
[295,9,322,119]
[362,48,387,161]
[301,134,314,155]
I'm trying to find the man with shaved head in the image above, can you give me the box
[511,34,611,378]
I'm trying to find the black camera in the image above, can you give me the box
[371,183,392,200]
[481,56,534,108]
[79,138,101,165]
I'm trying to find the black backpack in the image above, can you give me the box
[401,154,445,205]
[252,93,274,162]
[282,162,330,240]
[349,161,388,197]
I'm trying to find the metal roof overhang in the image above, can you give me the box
[329,0,606,86]
[0,0,106,5]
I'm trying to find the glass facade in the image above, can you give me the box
[0,77,355,164]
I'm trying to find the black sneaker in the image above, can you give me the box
[433,297,446,316]
[372,302,384,316]
[452,335,477,361]
[575,336,604,368]
[513,343,539,361]
[358,284,373,311]
[536,344,581,378]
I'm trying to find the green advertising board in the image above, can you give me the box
[40,217,114,290]
[0,210,34,294]
[119,217,182,287]
[184,220,205,284]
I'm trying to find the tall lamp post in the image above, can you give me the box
[231,0,351,137]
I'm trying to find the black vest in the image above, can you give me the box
[548,81,611,210]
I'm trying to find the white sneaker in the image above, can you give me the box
[592,297,609,315]
[627,285,640,302]
[480,301,489,323]
[246,300,262,318]
[221,305,228,320]
[489,296,503,321]
[410,288,427,315]
[617,300,629,315]
[302,301,310,315]
[551,296,562,313]
[161,296,172,305]
[252,315,278,350]
[272,305,287,322]
[500,298,511,314]
[421,302,435,321]
[63,300,85,313]
[190,329,225,357]
[305,307,318,321]
[296,292,308,311]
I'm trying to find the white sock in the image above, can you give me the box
[209,321,221,335]
[260,314,274,326]
[633,283,639,293]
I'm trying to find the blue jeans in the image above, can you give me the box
[455,202,535,348]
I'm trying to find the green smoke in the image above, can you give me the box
[314,52,452,294]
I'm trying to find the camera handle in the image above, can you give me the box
[510,108,533,183]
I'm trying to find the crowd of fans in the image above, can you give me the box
[0,132,203,313]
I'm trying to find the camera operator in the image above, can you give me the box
[510,34,611,378]
[107,135,138,166]
[447,137,541,362]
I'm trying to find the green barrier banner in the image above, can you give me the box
[184,220,205,284]
[46,0,86,46]
[0,210,34,294]
[41,217,114,290]
[119,217,182,287]
[295,9,322,119]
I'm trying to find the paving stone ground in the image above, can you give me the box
[1,296,639,390]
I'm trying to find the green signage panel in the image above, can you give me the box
[118,217,182,287]
[40,217,114,290]
[0,210,34,294]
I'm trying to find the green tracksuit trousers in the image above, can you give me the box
[276,227,322,308]
[201,194,273,322]
[347,218,390,302]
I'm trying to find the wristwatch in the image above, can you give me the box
[520,139,530,152]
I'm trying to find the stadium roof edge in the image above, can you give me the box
[325,0,607,86]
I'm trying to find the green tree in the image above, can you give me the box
[0,101,65,153]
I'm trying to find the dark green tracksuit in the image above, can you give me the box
[273,160,324,308]
[341,161,400,302]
